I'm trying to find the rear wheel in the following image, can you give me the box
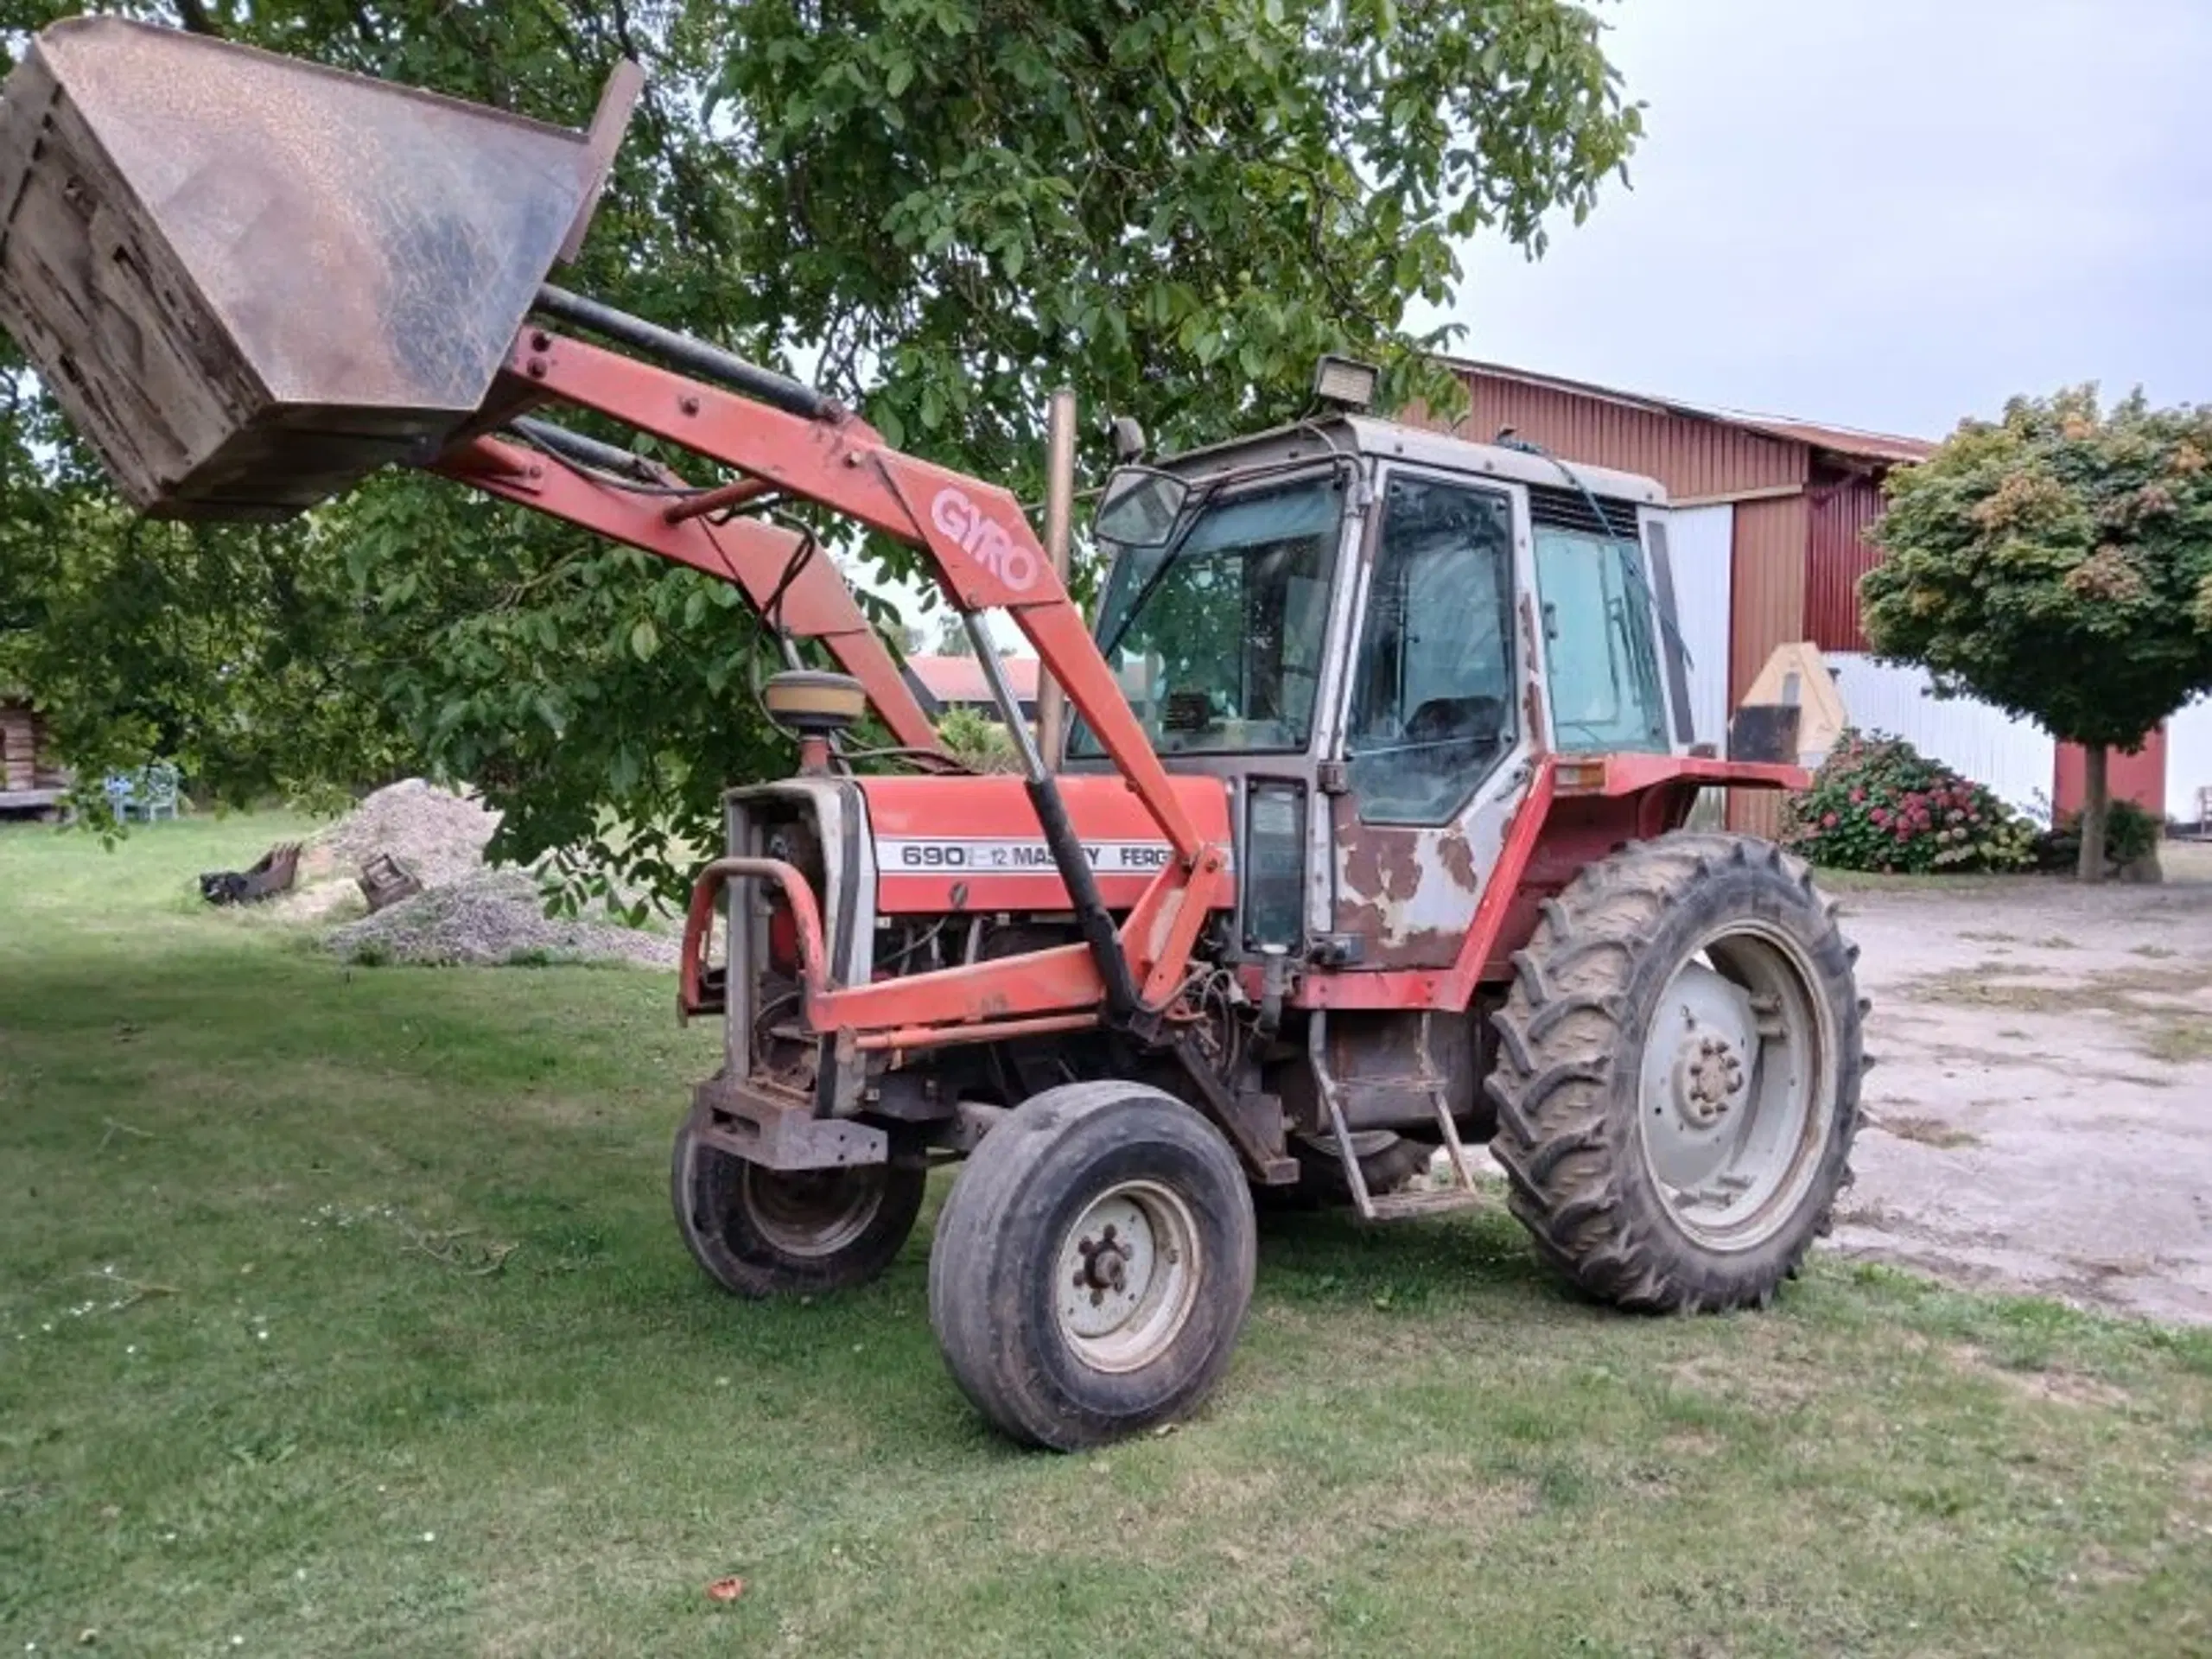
[671,1122,925,1298]
[928,1081,1256,1449]
[1486,834,1862,1312]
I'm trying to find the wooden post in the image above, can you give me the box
[1035,386,1077,769]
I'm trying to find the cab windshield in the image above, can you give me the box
[1071,475,1344,756]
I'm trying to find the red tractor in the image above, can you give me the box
[0,18,1863,1449]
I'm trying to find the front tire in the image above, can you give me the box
[928,1081,1257,1450]
[671,1122,925,1298]
[1486,834,1863,1313]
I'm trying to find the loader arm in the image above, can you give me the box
[479,318,1234,1039]
[431,432,953,764]
[0,10,1222,1052]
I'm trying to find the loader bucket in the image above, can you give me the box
[0,17,634,518]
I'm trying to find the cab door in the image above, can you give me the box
[1325,468,1532,969]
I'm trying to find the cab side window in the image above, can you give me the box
[1533,524,1670,754]
[1344,477,1516,823]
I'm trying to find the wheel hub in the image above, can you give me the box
[1074,1224,1132,1297]
[1053,1182,1201,1374]
[1633,922,1839,1254]
[741,1164,885,1258]
[1670,1033,1748,1128]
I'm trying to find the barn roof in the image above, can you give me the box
[905,653,1039,709]
[1441,359,1935,469]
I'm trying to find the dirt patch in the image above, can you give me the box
[2181,1456,2212,1514]
[1827,870,2212,1324]
[1947,1344,2132,1410]
[1901,958,2212,1038]
[1870,1113,1980,1151]
[1660,1429,1724,1460]
[1663,1346,1826,1415]
[2147,1019,2212,1064]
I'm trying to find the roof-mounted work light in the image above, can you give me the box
[1313,353,1380,412]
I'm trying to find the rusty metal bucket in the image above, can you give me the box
[0,17,634,518]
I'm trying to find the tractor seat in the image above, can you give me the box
[1405,695,1503,745]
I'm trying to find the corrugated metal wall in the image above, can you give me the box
[1729,497,1811,703]
[1805,478,1888,651]
[1448,373,1808,501]
[2055,733,2168,819]
[2169,698,2212,827]
[1726,496,1812,836]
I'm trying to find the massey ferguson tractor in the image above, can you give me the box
[0,18,1864,1448]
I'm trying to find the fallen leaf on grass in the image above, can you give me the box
[706,1576,746,1602]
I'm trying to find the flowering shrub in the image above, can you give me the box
[1782,729,2037,874]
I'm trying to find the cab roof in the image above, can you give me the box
[1155,414,1669,510]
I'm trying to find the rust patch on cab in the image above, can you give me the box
[1438,830,1478,893]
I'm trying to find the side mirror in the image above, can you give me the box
[1093,467,1187,549]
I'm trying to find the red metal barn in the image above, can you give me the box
[1416,361,2175,831]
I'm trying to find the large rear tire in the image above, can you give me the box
[671,1122,925,1298]
[1486,834,1862,1312]
[928,1081,1256,1450]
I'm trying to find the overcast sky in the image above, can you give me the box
[1419,0,2212,442]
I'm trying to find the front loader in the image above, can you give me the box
[0,18,1864,1449]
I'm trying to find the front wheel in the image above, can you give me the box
[671,1122,925,1298]
[928,1081,1256,1450]
[1486,834,1863,1313]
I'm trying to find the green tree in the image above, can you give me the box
[930,611,976,657]
[1860,387,2212,881]
[0,0,1640,901]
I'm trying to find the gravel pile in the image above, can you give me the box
[302,778,500,891]
[325,869,679,969]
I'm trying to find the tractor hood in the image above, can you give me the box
[859,772,1234,915]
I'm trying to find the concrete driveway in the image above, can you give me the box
[1828,844,2212,1324]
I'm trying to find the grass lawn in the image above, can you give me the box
[3,815,2209,1657]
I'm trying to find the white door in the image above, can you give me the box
[1662,505,1735,748]
[2169,696,2212,830]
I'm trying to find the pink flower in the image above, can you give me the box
[1849,787,1866,804]
[1821,812,1840,830]
[1871,808,1890,825]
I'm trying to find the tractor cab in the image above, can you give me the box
[1075,412,1688,970]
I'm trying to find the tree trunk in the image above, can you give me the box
[2078,741,2109,884]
